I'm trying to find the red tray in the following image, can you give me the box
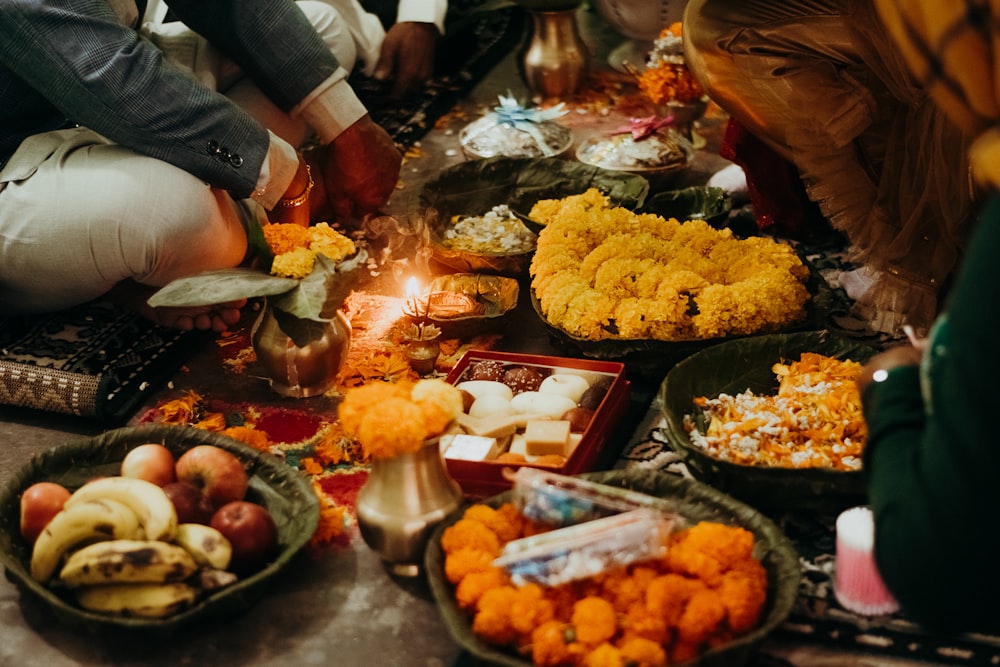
[443,350,630,498]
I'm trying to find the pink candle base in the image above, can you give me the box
[834,506,900,616]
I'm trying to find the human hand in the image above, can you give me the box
[268,157,313,227]
[856,344,924,396]
[323,115,401,220]
[373,22,439,100]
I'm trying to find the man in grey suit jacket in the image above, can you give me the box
[0,0,401,332]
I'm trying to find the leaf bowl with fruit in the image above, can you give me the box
[0,424,319,636]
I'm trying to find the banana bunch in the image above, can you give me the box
[29,476,235,619]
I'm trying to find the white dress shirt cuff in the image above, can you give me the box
[252,132,300,211]
[397,0,447,34]
[293,68,369,145]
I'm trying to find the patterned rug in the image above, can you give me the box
[0,303,209,424]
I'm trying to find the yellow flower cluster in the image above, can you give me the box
[441,503,769,666]
[337,379,465,459]
[263,222,357,280]
[529,189,810,340]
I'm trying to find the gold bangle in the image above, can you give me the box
[274,165,313,208]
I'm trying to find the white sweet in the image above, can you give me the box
[455,380,514,402]
[510,391,578,420]
[444,434,502,461]
[538,374,591,403]
[469,394,515,419]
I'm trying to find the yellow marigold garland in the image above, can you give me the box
[529,189,810,341]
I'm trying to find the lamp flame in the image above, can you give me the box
[406,276,420,300]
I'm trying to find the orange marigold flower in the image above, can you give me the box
[572,596,618,646]
[462,503,523,544]
[417,398,455,438]
[313,427,356,466]
[645,573,705,628]
[156,390,201,423]
[300,457,324,476]
[309,486,348,546]
[263,222,311,254]
[622,601,668,646]
[473,585,521,646]
[338,381,410,436]
[411,378,465,433]
[511,583,556,637]
[456,567,509,610]
[530,620,575,667]
[637,62,704,105]
[676,588,726,646]
[220,425,271,452]
[618,635,667,667]
[444,548,497,585]
[441,517,502,556]
[582,642,622,667]
[602,565,659,612]
[718,560,768,634]
[666,523,756,586]
[356,396,428,458]
[193,412,228,432]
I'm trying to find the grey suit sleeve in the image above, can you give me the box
[0,0,270,197]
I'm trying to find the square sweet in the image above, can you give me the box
[524,420,571,457]
[445,434,503,462]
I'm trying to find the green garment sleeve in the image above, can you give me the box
[860,195,1000,634]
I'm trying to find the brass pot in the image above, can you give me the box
[251,303,351,398]
[521,8,589,98]
[356,436,464,576]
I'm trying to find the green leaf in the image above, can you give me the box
[243,205,276,271]
[269,249,369,322]
[147,268,298,307]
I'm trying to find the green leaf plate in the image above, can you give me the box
[658,330,877,513]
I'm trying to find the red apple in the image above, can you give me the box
[121,442,176,487]
[20,482,71,544]
[175,445,249,508]
[210,501,279,575]
[162,481,215,524]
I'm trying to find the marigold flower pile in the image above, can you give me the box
[263,222,357,279]
[636,24,705,106]
[441,503,769,666]
[337,379,465,459]
[529,189,810,340]
[684,352,867,470]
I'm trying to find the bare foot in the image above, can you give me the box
[106,281,247,333]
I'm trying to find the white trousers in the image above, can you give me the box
[0,1,355,313]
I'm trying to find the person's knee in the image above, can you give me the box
[296,1,358,72]
[129,181,248,287]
